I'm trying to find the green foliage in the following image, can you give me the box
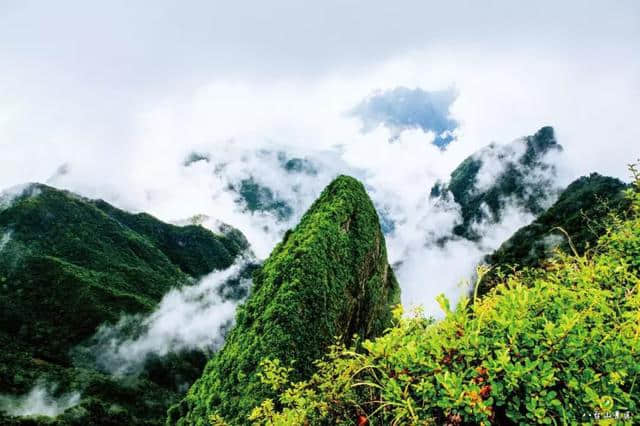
[0,184,246,363]
[0,328,179,426]
[92,199,248,277]
[482,173,630,294]
[256,359,294,392]
[249,171,640,425]
[0,183,248,425]
[168,176,400,425]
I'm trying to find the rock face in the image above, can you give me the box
[430,126,563,240]
[168,175,401,425]
[0,183,249,425]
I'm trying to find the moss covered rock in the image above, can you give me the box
[168,175,400,425]
[243,170,640,426]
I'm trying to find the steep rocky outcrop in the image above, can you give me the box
[168,175,400,425]
[430,126,563,240]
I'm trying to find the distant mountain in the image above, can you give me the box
[226,152,318,222]
[184,149,320,223]
[430,126,562,241]
[479,173,630,294]
[228,177,294,221]
[169,176,400,425]
[0,183,250,425]
[91,199,248,277]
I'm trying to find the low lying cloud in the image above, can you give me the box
[394,199,540,317]
[350,86,459,147]
[4,50,631,323]
[0,230,11,253]
[0,384,80,418]
[386,131,563,315]
[472,142,528,194]
[78,256,254,376]
[0,183,42,212]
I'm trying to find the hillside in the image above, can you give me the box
[0,183,249,425]
[2,171,636,425]
[480,173,630,294]
[168,175,400,425]
[430,126,562,241]
[246,170,640,425]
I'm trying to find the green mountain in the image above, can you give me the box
[430,126,562,240]
[2,160,635,425]
[0,183,249,425]
[243,173,640,425]
[479,173,630,294]
[168,175,400,425]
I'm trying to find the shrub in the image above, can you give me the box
[248,167,640,425]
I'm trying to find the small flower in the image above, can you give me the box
[479,385,492,399]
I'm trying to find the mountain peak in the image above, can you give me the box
[521,125,562,166]
[169,175,400,424]
[431,126,563,240]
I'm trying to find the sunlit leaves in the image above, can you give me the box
[249,172,640,424]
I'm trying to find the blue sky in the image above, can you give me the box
[350,87,458,147]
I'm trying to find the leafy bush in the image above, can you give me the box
[248,168,640,425]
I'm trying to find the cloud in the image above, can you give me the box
[541,233,564,256]
[0,230,12,254]
[0,384,80,418]
[0,183,42,212]
[350,86,458,147]
[77,256,254,375]
[0,1,638,323]
[392,198,541,317]
[1,1,637,86]
[382,128,564,315]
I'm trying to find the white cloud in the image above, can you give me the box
[81,256,253,375]
[0,384,80,418]
[1,1,639,321]
[0,230,12,254]
[0,184,42,212]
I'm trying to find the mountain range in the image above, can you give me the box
[0,127,636,425]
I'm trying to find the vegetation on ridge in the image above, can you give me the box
[0,183,249,425]
[481,173,630,295]
[168,175,400,425]
[246,166,640,425]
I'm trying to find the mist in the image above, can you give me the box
[0,230,11,254]
[78,256,253,376]
[1,1,638,367]
[0,384,80,418]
